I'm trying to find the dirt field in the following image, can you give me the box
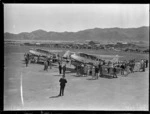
[4,45,149,110]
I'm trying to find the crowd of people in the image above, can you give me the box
[74,59,149,79]
[24,53,149,80]
[75,62,117,79]
[24,53,68,76]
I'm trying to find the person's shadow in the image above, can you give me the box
[49,95,61,98]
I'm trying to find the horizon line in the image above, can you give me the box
[4,25,149,34]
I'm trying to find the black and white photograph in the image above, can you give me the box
[4,4,149,110]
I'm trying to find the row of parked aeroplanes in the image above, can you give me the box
[27,48,122,66]
[27,48,61,63]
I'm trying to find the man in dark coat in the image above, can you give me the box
[58,76,67,96]
[95,66,99,79]
[145,59,148,68]
[141,59,145,72]
[25,56,29,67]
[130,62,135,73]
[47,58,50,67]
[49,58,52,69]
[59,62,62,74]
[44,60,48,71]
[120,64,125,75]
[62,64,66,77]
[112,66,117,78]
[98,63,103,77]
[27,53,30,60]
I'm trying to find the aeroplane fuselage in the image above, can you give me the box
[63,50,122,66]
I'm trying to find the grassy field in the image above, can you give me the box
[5,44,149,61]
[4,45,149,110]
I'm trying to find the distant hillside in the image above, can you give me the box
[4,26,149,43]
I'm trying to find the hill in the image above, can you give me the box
[4,26,149,43]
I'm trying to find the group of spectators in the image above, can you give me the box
[24,53,68,77]
[58,62,67,77]
[115,59,148,75]
[75,62,117,79]
[74,59,148,79]
[43,58,53,71]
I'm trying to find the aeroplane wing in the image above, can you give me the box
[70,53,100,66]
[51,49,63,53]
[63,50,122,66]
[29,50,42,56]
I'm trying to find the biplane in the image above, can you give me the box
[63,50,122,67]
[27,48,62,63]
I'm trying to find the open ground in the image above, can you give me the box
[4,45,149,110]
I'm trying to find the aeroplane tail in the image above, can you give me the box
[63,50,72,59]
[112,55,119,63]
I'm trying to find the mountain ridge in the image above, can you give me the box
[4,26,149,43]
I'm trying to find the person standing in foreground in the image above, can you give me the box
[58,76,67,96]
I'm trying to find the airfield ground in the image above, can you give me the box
[4,45,149,110]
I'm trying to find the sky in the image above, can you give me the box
[4,4,149,34]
